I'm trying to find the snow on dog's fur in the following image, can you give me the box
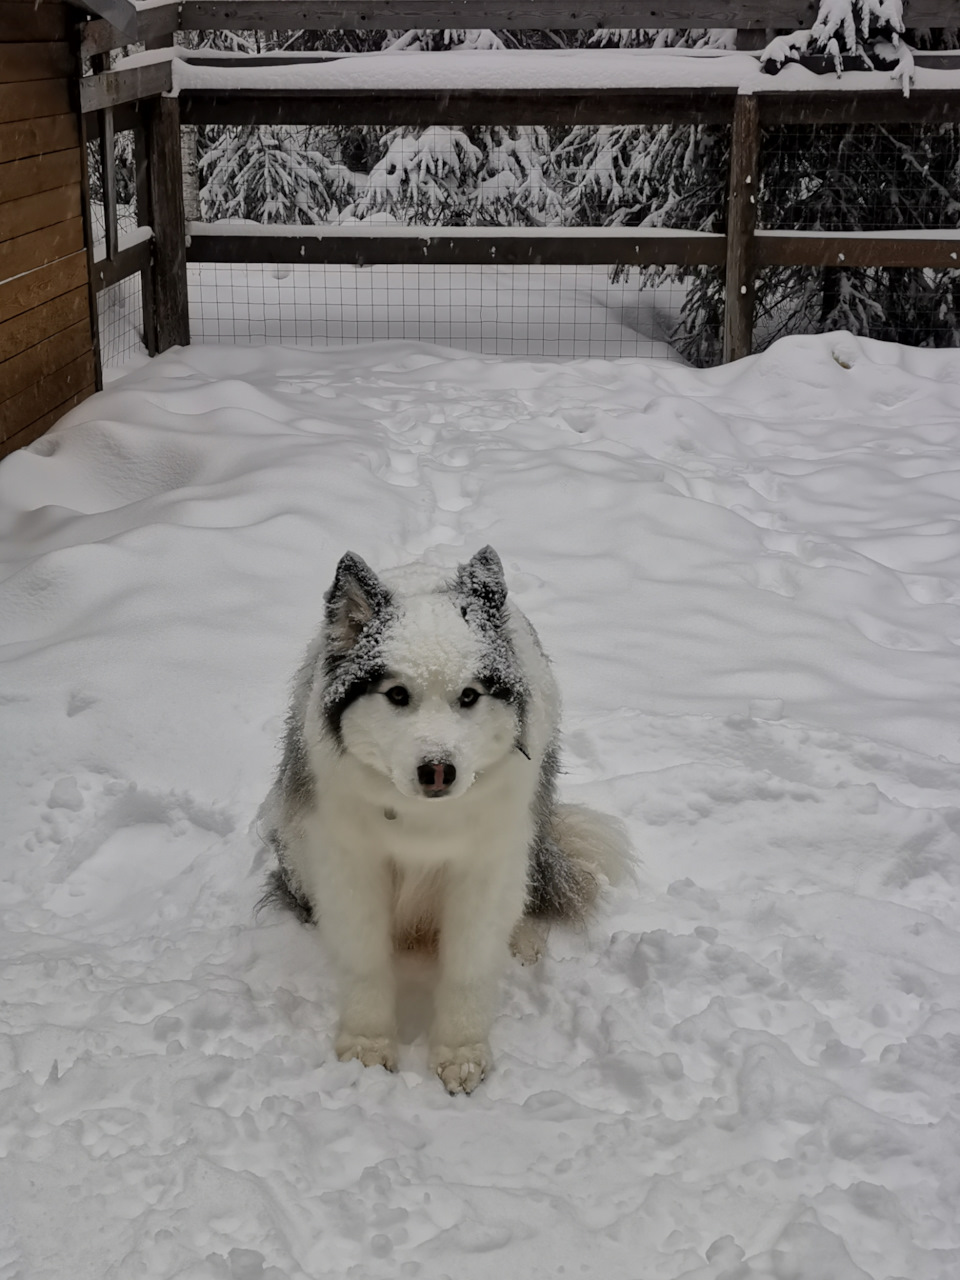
[258,546,628,1093]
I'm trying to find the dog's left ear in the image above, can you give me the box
[454,545,508,615]
[325,551,391,654]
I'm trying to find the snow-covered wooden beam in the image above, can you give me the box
[78,0,959,56]
[178,86,737,128]
[78,61,172,113]
[174,0,956,31]
[184,224,728,268]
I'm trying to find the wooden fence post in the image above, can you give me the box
[77,55,105,393]
[145,95,189,351]
[723,93,759,363]
[134,120,158,356]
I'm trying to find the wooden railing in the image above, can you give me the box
[78,0,960,367]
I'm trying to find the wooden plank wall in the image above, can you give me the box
[0,0,98,460]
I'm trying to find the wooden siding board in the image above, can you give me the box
[0,252,89,325]
[0,78,72,126]
[0,384,95,458]
[0,149,81,205]
[0,2,71,42]
[0,184,81,242]
[0,319,92,405]
[0,352,97,443]
[0,42,75,83]
[0,216,85,283]
[0,113,79,165]
[0,286,88,363]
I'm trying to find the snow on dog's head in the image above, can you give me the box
[320,547,526,800]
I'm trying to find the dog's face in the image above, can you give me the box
[320,548,525,800]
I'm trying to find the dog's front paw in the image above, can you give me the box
[335,1032,398,1072]
[431,1042,490,1095]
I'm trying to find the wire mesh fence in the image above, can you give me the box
[760,123,960,234]
[97,274,147,372]
[187,261,692,359]
[89,112,960,370]
[186,120,715,361]
[87,132,149,371]
[756,123,960,352]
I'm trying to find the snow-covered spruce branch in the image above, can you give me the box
[761,0,909,85]
[876,126,960,215]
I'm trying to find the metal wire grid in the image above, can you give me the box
[97,274,147,372]
[755,123,960,351]
[760,122,959,233]
[87,133,149,370]
[97,117,960,367]
[187,118,706,361]
[187,262,690,359]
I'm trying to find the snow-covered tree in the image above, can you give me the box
[186,23,384,224]
[350,125,563,227]
[761,0,906,73]
[198,126,357,223]
[352,127,482,223]
[474,127,564,226]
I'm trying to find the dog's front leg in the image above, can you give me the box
[431,853,527,1094]
[319,850,398,1072]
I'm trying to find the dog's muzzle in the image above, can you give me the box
[417,760,457,797]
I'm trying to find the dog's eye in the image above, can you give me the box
[385,685,410,707]
[458,688,480,708]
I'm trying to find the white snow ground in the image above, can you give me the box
[2,332,960,1280]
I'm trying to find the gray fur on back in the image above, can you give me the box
[256,637,321,923]
[524,743,598,923]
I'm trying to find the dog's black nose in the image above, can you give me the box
[417,761,456,795]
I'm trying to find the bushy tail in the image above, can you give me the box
[527,803,631,926]
[553,803,631,891]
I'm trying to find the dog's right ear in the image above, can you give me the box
[454,545,508,615]
[325,552,391,653]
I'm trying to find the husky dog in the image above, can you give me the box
[259,546,627,1093]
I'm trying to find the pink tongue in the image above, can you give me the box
[432,765,445,789]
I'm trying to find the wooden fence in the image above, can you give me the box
[2,0,960,459]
